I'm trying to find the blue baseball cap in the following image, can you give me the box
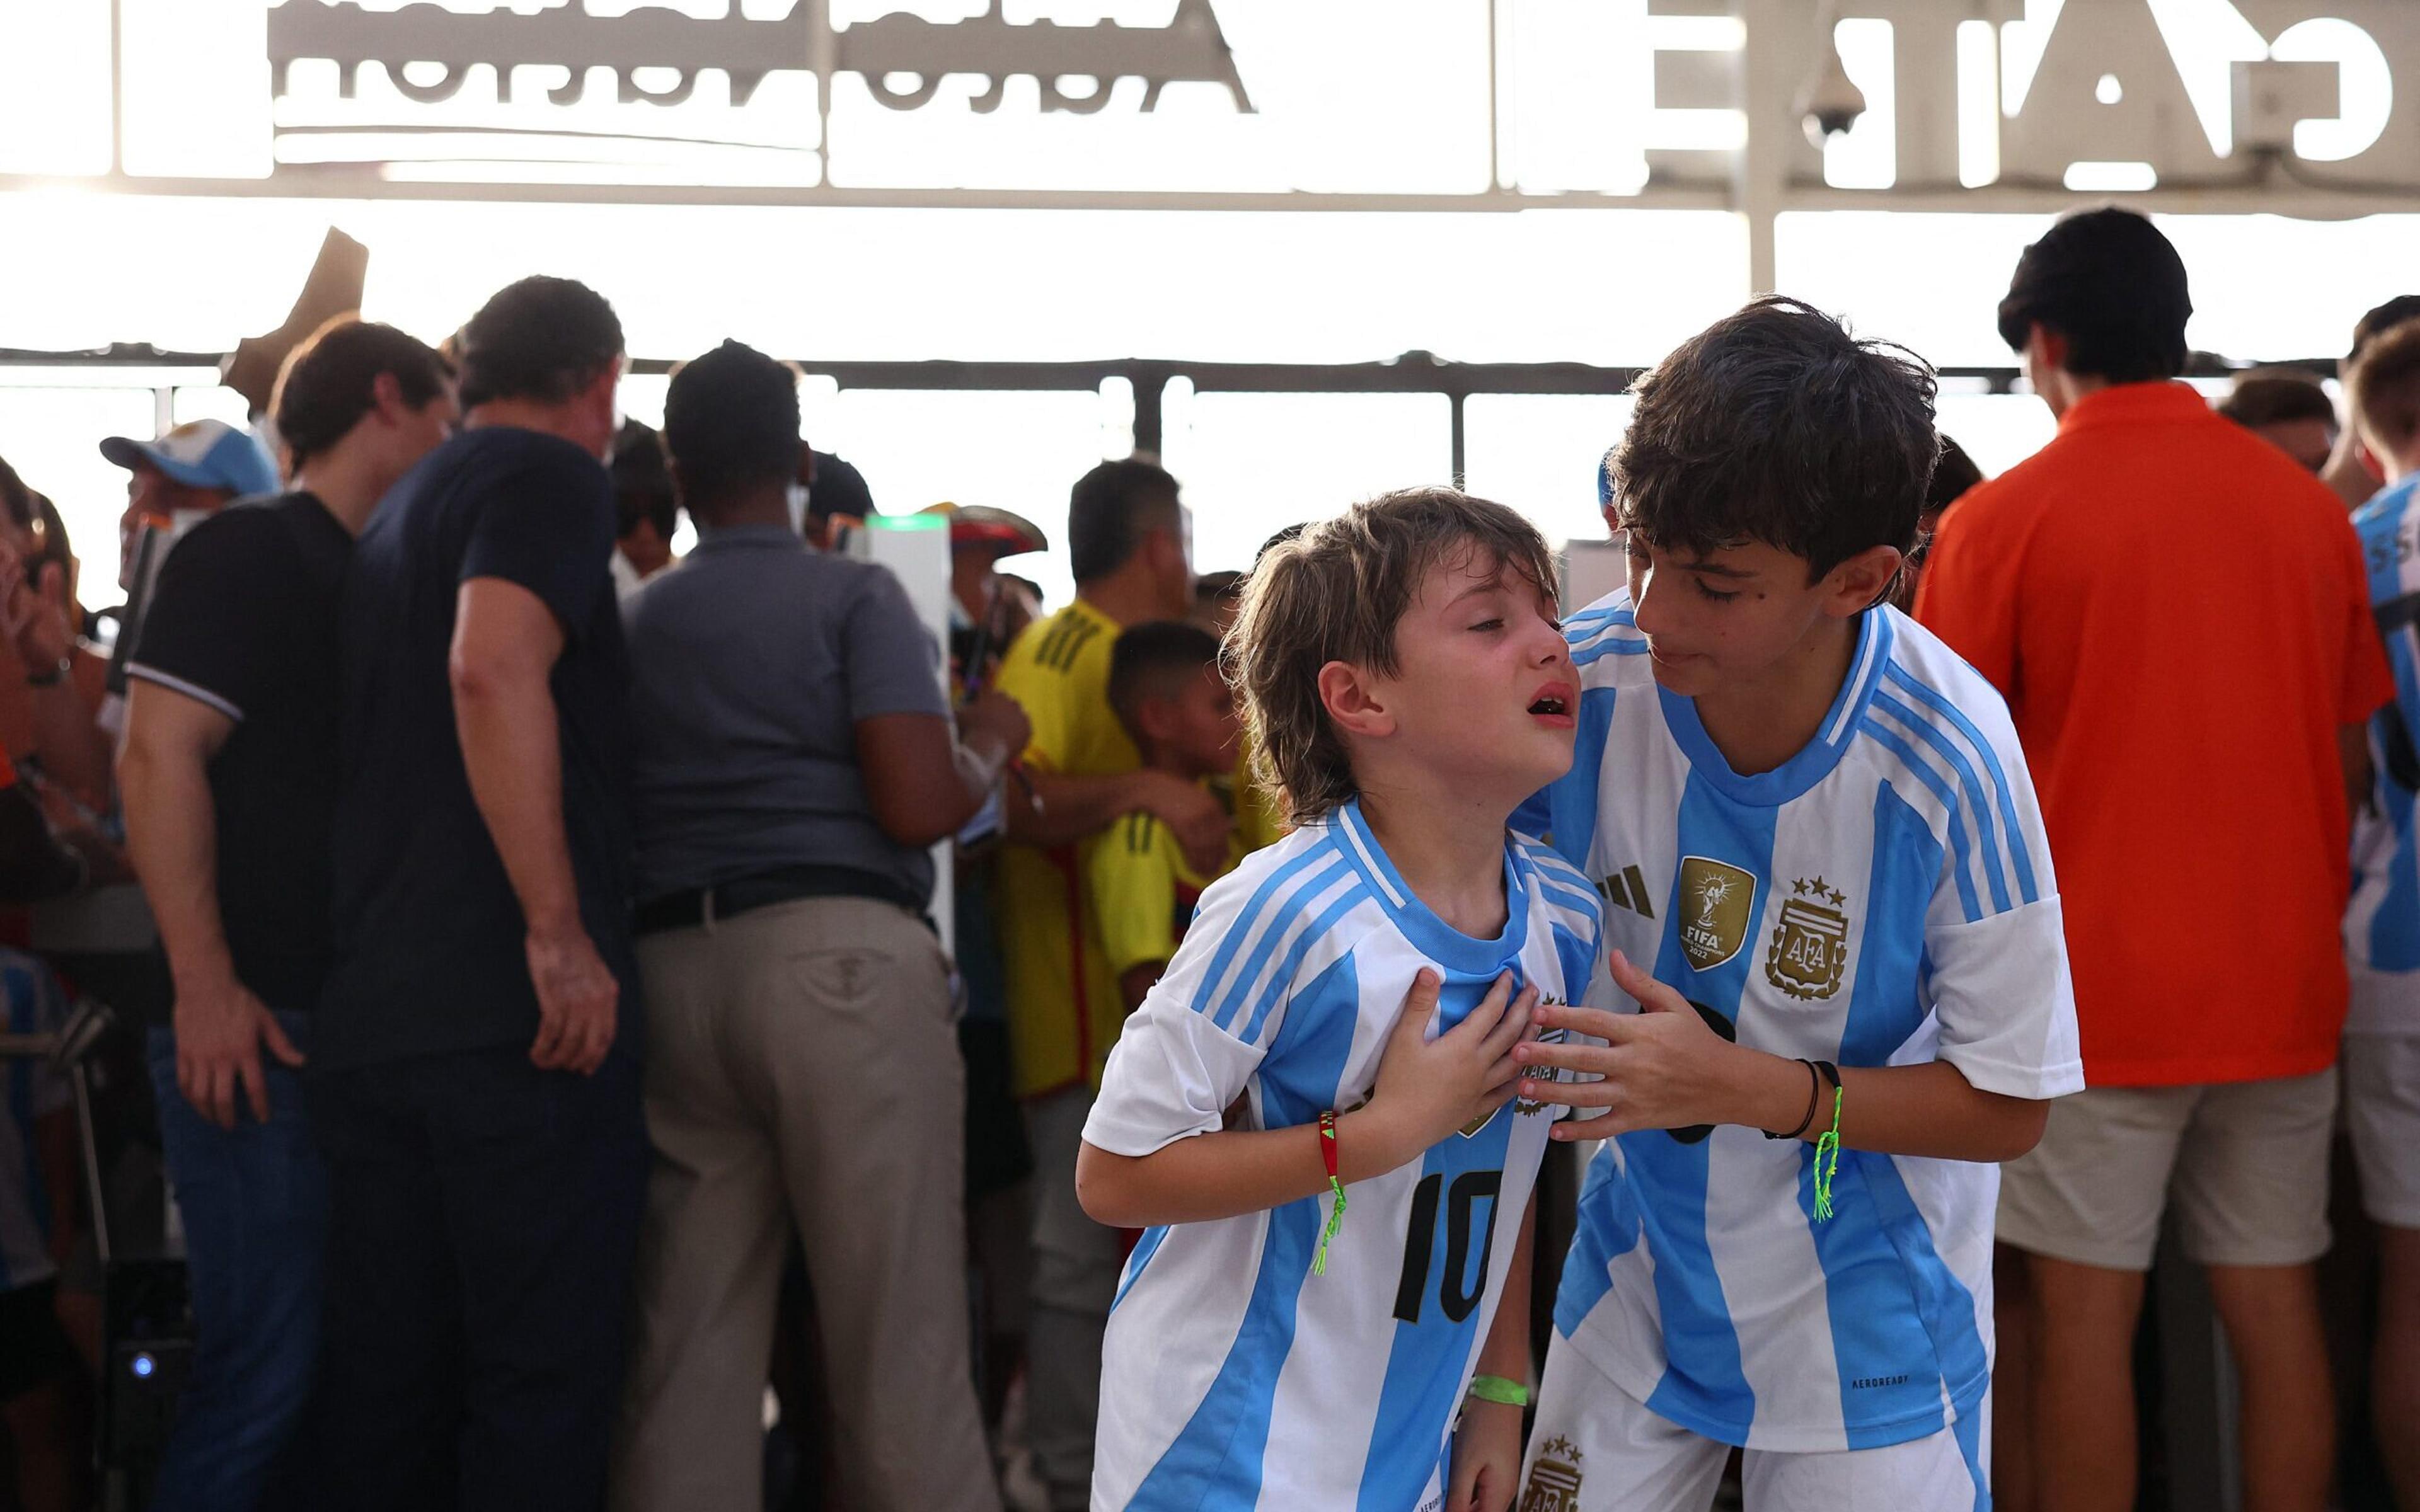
[99,420,279,498]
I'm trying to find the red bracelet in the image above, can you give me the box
[1313,1110,1348,1276]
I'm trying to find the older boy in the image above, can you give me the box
[1077,488,1601,1512]
[1513,298,2081,1509]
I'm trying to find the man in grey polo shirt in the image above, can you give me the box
[609,341,1026,1512]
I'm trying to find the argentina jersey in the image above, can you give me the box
[2347,474,2420,1029]
[1523,591,2082,1453]
[1083,798,1602,1511]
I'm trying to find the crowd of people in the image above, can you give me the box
[0,202,2416,1512]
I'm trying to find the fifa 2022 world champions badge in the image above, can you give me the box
[1766,877,1851,1000]
[1677,856,1756,971]
[1518,1436,1584,1512]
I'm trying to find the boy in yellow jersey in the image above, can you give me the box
[993,458,1231,1512]
[1088,621,1247,1012]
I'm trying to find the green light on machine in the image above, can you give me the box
[866,512,946,531]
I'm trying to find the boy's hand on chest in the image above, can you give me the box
[1356,967,1543,1169]
[1507,948,1802,1141]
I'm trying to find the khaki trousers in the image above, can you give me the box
[609,895,1001,1512]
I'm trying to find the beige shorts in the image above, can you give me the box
[1997,1069,2337,1271]
[2346,1034,2420,1230]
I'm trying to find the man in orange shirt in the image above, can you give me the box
[1919,209,2392,1512]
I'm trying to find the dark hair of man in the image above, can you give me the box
[1610,297,1937,581]
[2216,372,2334,433]
[2350,320,2420,457]
[0,454,30,530]
[272,315,452,474]
[1231,487,1557,826]
[1995,208,2191,384]
[2354,297,2420,363]
[662,340,802,517]
[453,275,624,410]
[1068,458,1180,583]
[1194,570,1245,608]
[1928,437,1984,514]
[1108,619,1223,743]
[610,420,677,541]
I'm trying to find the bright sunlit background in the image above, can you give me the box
[0,0,2411,608]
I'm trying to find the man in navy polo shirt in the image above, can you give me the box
[311,276,644,1511]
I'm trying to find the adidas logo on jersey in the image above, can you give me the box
[1596,864,1655,919]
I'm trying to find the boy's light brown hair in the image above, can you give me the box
[2351,319,2420,461]
[1226,486,1558,827]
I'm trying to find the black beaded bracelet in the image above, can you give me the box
[1765,1058,1823,1141]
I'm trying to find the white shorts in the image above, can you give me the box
[2346,1033,2420,1230]
[1517,1335,1990,1512]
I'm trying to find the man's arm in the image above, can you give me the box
[119,680,300,1127]
[855,689,1030,849]
[1006,766,1231,875]
[451,577,614,1076]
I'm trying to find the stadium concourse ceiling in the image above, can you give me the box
[1,1,2415,216]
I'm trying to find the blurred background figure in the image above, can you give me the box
[2220,370,2339,476]
[612,340,1023,1512]
[1086,620,1243,1016]
[119,315,456,1512]
[1187,570,1243,639]
[610,420,679,596]
[311,276,643,1512]
[2336,315,2420,1512]
[1925,208,2385,1512]
[930,502,1049,694]
[101,421,279,592]
[0,950,87,1512]
[1893,435,1984,611]
[2327,297,2420,510]
[990,458,1215,1512]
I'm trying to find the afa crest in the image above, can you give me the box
[1513,1016,1567,1120]
[1461,998,1565,1135]
[1518,1435,1584,1511]
[1765,877,1850,1000]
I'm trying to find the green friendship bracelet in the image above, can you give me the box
[1467,1374,1530,1407]
[1812,1085,1844,1222]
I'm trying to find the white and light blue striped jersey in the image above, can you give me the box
[1,950,71,1293]
[1084,798,1602,1512]
[2346,475,2420,1033]
[1523,592,2082,1454]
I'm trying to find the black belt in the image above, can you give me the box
[633,864,930,936]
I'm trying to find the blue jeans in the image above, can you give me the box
[145,1014,328,1512]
